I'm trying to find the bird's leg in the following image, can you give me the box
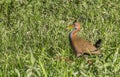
[76,53,82,57]
[83,55,89,60]
[83,55,93,65]
[90,50,100,55]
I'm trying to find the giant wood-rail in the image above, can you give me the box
[67,22,102,62]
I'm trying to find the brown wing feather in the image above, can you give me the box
[73,37,97,54]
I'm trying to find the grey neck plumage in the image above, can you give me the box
[69,28,77,51]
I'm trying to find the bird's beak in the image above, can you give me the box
[66,25,74,30]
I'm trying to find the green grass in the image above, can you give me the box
[0,0,120,77]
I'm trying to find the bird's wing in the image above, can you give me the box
[75,38,97,53]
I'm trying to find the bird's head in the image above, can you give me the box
[67,22,81,30]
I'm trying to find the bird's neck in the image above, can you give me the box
[69,28,79,53]
[69,28,79,40]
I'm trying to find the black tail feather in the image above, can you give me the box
[94,39,102,48]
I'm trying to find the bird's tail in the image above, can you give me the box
[94,39,102,48]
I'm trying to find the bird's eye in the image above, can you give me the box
[74,24,78,29]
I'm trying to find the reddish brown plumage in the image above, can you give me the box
[68,22,101,57]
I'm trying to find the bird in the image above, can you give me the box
[67,22,102,62]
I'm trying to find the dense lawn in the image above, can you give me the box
[0,0,120,77]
